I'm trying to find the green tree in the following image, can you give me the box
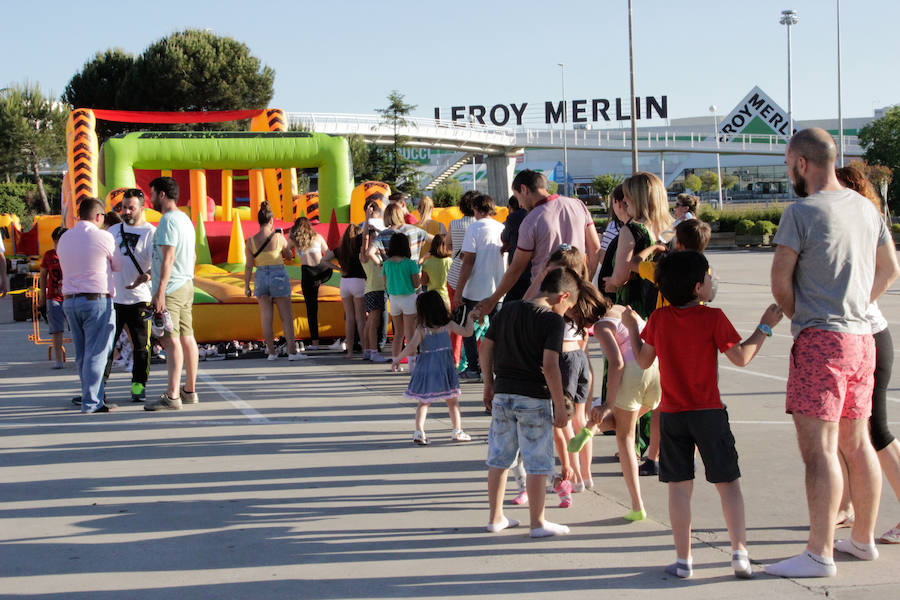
[722,174,740,190]
[432,178,464,207]
[859,106,900,210]
[373,91,421,196]
[347,134,372,182]
[547,180,559,195]
[63,30,275,142]
[591,173,624,202]
[62,48,136,141]
[683,173,702,193]
[699,171,719,193]
[0,84,68,213]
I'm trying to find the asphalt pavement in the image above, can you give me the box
[0,249,898,599]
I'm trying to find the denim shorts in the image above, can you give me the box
[47,299,68,334]
[486,393,555,476]
[254,265,292,298]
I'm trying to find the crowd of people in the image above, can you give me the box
[11,126,900,581]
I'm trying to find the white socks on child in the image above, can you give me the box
[486,517,519,533]
[765,550,837,578]
[835,538,879,561]
[529,521,570,538]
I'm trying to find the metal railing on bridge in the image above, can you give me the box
[515,128,863,156]
[287,112,864,157]
[286,112,515,154]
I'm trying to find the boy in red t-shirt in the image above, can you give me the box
[39,227,68,368]
[623,250,782,580]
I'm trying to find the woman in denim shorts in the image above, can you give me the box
[244,202,301,361]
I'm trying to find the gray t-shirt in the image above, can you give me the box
[773,188,891,338]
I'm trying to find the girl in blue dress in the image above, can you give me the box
[394,290,475,445]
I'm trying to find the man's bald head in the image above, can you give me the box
[787,128,837,167]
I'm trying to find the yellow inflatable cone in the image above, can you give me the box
[226,210,246,265]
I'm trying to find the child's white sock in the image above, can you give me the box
[835,538,879,561]
[665,557,693,578]
[485,517,519,533]
[529,521,570,538]
[732,549,752,579]
[764,550,836,578]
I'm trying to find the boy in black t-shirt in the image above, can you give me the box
[482,267,581,538]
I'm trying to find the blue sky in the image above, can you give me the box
[2,0,897,124]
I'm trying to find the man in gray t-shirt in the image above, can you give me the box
[768,128,900,578]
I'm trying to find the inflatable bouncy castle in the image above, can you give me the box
[10,107,506,344]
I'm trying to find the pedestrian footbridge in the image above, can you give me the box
[287,112,864,198]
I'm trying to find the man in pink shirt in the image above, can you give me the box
[476,170,601,317]
[58,198,121,413]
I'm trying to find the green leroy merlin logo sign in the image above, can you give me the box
[719,86,794,140]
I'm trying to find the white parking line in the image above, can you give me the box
[719,365,900,403]
[198,371,269,423]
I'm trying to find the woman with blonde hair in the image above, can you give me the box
[417,195,447,237]
[604,171,672,318]
[287,216,331,350]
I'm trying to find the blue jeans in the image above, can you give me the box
[486,393,555,476]
[64,296,115,412]
[461,298,501,374]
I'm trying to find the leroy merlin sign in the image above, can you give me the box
[719,86,794,140]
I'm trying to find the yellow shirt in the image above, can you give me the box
[249,234,285,267]
[421,256,451,306]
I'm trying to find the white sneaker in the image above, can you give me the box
[267,354,279,361]
[288,352,308,361]
[451,429,471,442]
[370,352,391,364]
[297,341,306,352]
[328,339,347,351]
[307,344,319,351]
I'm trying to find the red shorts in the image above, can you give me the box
[786,328,875,422]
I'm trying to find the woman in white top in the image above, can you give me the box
[446,191,479,367]
[833,165,900,543]
[288,217,331,350]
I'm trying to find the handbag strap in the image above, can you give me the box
[252,231,277,259]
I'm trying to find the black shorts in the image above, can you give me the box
[559,349,590,404]
[659,408,740,484]
[364,291,385,312]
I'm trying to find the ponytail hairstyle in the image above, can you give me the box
[546,243,588,280]
[257,201,274,226]
[540,266,608,336]
[568,278,610,337]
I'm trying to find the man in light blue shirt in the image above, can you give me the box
[145,176,199,411]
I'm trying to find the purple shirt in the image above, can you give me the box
[58,220,121,296]
[517,194,592,280]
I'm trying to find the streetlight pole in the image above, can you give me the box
[837,0,845,166]
[780,9,799,139]
[627,0,639,173]
[558,63,568,197]
[710,105,724,210]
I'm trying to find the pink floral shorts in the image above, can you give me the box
[786,328,875,422]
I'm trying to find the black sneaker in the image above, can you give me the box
[459,370,482,383]
[71,396,82,406]
[638,459,659,476]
